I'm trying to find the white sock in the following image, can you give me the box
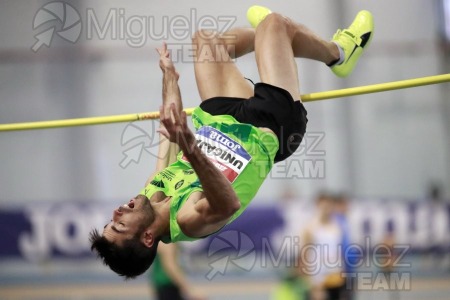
[331,41,345,66]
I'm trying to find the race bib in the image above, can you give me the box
[182,126,252,183]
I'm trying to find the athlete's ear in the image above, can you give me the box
[141,229,155,248]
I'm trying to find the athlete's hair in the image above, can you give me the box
[89,229,159,279]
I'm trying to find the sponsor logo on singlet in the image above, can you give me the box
[174,180,184,190]
[182,126,252,183]
[150,179,165,188]
[159,169,175,181]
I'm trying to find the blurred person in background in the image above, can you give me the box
[425,182,447,269]
[301,193,345,300]
[272,184,311,300]
[378,221,398,300]
[378,221,396,275]
[333,193,358,300]
[149,243,206,300]
[272,273,310,300]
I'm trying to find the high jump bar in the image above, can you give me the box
[0,73,449,132]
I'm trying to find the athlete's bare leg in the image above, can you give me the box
[254,13,340,101]
[193,16,339,102]
[192,28,255,101]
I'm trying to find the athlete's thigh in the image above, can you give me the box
[193,34,253,101]
[254,15,301,101]
[194,60,253,101]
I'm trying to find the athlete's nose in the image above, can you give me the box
[113,208,123,219]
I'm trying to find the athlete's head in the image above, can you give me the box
[89,194,159,279]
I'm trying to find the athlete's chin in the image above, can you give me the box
[135,194,150,208]
[136,195,153,211]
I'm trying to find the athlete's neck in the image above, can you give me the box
[150,196,171,238]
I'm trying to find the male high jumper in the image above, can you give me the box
[90,6,374,278]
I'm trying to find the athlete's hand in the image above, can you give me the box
[158,103,195,152]
[156,42,179,80]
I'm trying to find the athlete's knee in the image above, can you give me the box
[192,30,231,62]
[192,30,222,46]
[256,13,295,38]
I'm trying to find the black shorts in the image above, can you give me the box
[200,82,308,162]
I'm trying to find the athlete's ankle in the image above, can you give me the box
[327,42,345,67]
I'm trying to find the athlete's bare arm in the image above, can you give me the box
[145,43,182,185]
[158,104,241,237]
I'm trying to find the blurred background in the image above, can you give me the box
[0,0,449,299]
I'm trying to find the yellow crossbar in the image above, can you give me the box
[1,74,448,132]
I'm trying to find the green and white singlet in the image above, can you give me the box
[140,107,278,243]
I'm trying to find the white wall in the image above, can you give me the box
[0,0,448,204]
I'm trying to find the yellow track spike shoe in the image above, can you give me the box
[331,10,374,78]
[247,5,272,28]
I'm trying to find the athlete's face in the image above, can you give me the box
[102,194,155,245]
